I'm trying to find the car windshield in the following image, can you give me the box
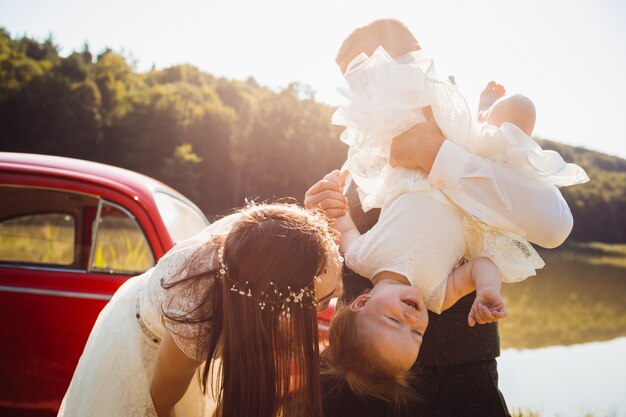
[154,191,209,243]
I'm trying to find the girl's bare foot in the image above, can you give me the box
[478,81,505,122]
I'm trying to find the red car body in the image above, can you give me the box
[0,153,333,416]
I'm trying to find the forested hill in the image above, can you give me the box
[1,30,624,243]
[534,139,626,243]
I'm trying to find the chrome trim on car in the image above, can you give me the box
[0,285,112,300]
[0,263,83,273]
[87,198,103,273]
[86,199,155,274]
[104,199,137,220]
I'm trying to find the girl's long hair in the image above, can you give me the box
[164,204,336,417]
[320,299,415,409]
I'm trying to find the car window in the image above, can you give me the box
[0,185,98,268]
[0,213,75,265]
[90,201,155,274]
[154,191,209,243]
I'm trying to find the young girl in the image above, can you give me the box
[58,203,344,417]
[320,19,588,404]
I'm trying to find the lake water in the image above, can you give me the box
[496,245,626,417]
[499,338,626,417]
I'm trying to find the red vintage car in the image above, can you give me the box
[0,153,333,416]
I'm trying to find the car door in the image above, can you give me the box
[0,185,156,416]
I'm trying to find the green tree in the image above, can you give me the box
[1,29,624,242]
[162,144,203,202]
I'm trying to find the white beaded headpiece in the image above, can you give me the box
[217,245,325,318]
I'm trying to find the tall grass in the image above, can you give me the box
[92,227,153,273]
[0,219,154,273]
[0,216,74,265]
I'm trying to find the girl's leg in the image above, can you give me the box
[486,94,536,136]
[478,81,536,136]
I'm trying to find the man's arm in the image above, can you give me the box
[389,109,573,248]
[428,141,573,248]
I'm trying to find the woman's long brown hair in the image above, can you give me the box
[164,204,335,417]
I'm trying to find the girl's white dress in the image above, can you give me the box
[57,215,240,417]
[335,47,589,313]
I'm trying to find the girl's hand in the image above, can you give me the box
[468,287,507,327]
[304,170,349,218]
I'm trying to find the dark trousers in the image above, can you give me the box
[321,359,511,417]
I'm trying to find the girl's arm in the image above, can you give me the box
[150,329,202,417]
[441,257,507,326]
[334,212,361,254]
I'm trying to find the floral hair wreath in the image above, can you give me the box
[217,245,326,318]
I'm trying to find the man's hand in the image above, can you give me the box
[389,106,445,174]
[468,287,507,327]
[304,170,349,219]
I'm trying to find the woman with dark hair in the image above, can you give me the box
[58,203,344,417]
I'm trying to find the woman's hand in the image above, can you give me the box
[389,106,444,174]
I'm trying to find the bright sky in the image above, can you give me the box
[2,0,625,159]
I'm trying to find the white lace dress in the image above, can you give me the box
[57,215,240,417]
[335,47,589,313]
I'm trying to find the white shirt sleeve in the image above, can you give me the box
[428,140,573,248]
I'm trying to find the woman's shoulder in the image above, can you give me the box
[156,238,220,362]
[156,212,243,280]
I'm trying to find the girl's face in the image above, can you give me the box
[352,281,429,372]
[314,245,344,311]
